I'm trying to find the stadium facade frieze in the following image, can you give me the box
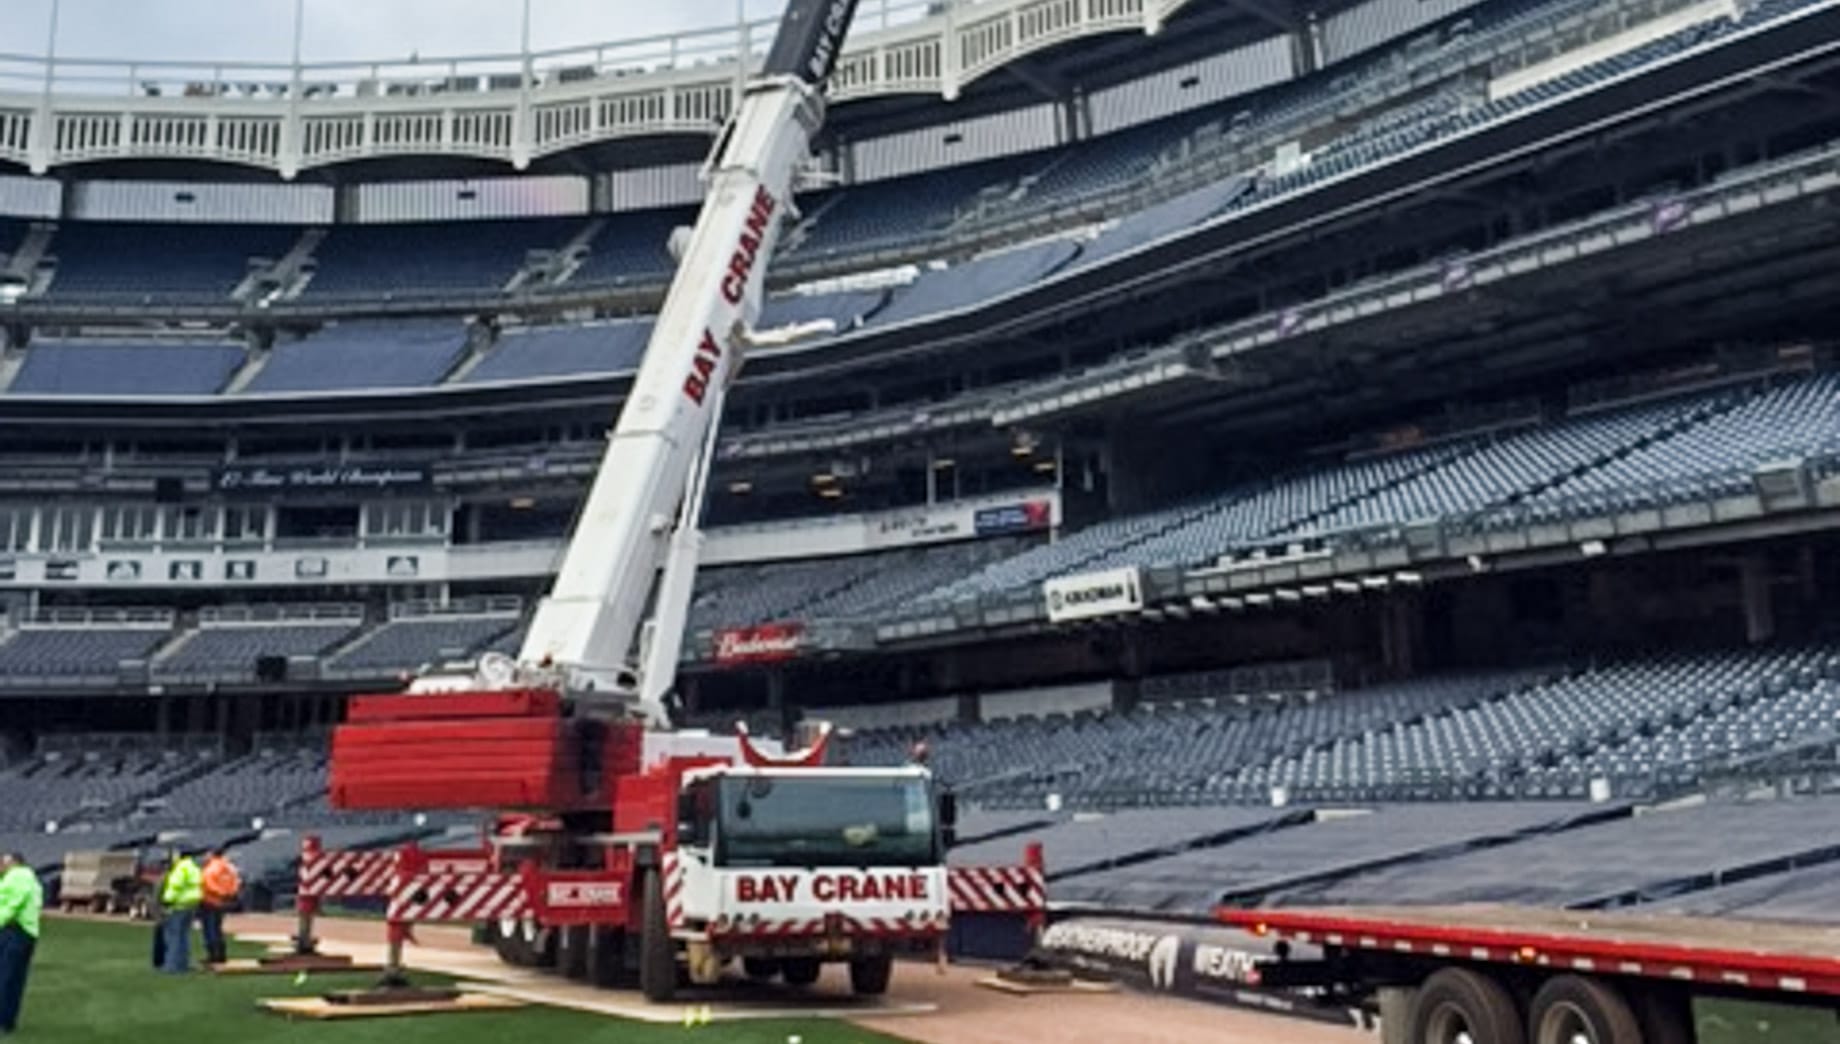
[0,0,1207,177]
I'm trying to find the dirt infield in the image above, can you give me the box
[228,914,1371,1043]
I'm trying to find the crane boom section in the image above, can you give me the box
[517,0,860,707]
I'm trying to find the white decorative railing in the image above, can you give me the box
[0,0,1201,177]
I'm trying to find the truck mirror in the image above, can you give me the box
[939,789,958,849]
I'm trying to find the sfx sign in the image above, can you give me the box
[546,882,624,908]
[732,872,931,904]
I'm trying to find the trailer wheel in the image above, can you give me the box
[1410,968,1525,1044]
[743,958,780,981]
[1530,976,1642,1044]
[849,955,893,996]
[782,958,822,986]
[639,869,676,1003]
[1634,988,1692,1044]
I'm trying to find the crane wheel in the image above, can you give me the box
[850,955,893,996]
[743,958,780,981]
[557,924,591,980]
[782,958,822,986]
[640,869,676,1003]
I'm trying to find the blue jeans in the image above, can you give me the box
[199,906,227,964]
[0,925,33,1031]
[160,909,195,974]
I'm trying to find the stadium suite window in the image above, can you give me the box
[162,506,213,544]
[363,501,446,538]
[0,509,28,553]
[99,505,158,545]
[223,506,267,544]
[44,506,93,552]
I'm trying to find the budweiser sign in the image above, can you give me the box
[714,623,805,665]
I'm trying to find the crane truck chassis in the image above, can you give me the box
[312,693,1045,1000]
[1215,904,1840,1044]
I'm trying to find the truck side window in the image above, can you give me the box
[678,780,716,847]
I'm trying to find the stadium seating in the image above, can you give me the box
[44,222,295,299]
[302,219,576,298]
[462,319,653,384]
[0,625,168,680]
[844,669,1538,808]
[242,320,471,393]
[157,620,361,677]
[8,340,246,396]
[1240,647,1827,801]
[128,748,330,828]
[329,610,519,672]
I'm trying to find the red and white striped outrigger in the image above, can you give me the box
[292,834,1048,982]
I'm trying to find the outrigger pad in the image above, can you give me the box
[255,953,358,970]
[322,986,462,1007]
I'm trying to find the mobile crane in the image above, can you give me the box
[317,0,1046,1003]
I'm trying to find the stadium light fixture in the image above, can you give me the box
[818,486,844,500]
[932,458,955,470]
[728,480,753,494]
[509,496,536,509]
[1580,539,1608,557]
[1332,579,1361,594]
[1033,460,1057,474]
[811,472,837,486]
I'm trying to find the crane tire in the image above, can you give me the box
[782,957,822,986]
[850,955,894,996]
[640,869,677,1003]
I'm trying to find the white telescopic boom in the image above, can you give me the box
[514,0,862,718]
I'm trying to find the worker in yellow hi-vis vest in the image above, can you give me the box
[158,849,203,974]
[0,850,43,1032]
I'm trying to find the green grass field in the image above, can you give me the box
[19,918,908,1044]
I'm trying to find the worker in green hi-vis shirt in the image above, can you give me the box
[0,850,42,1036]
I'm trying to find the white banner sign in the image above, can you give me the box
[1044,567,1144,623]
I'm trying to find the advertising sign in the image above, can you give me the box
[106,561,142,582]
[973,500,1053,536]
[1038,918,1361,1026]
[713,623,804,665]
[1043,567,1143,623]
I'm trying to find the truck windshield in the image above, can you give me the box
[715,774,936,869]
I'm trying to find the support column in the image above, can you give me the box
[1740,552,1774,644]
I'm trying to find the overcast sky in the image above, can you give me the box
[10,0,833,64]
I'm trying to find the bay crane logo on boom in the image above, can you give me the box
[685,186,779,406]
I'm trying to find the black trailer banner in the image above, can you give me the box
[1037,917,1364,1028]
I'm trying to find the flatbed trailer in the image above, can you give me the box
[1216,904,1840,1044]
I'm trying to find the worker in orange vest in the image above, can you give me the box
[198,849,242,965]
